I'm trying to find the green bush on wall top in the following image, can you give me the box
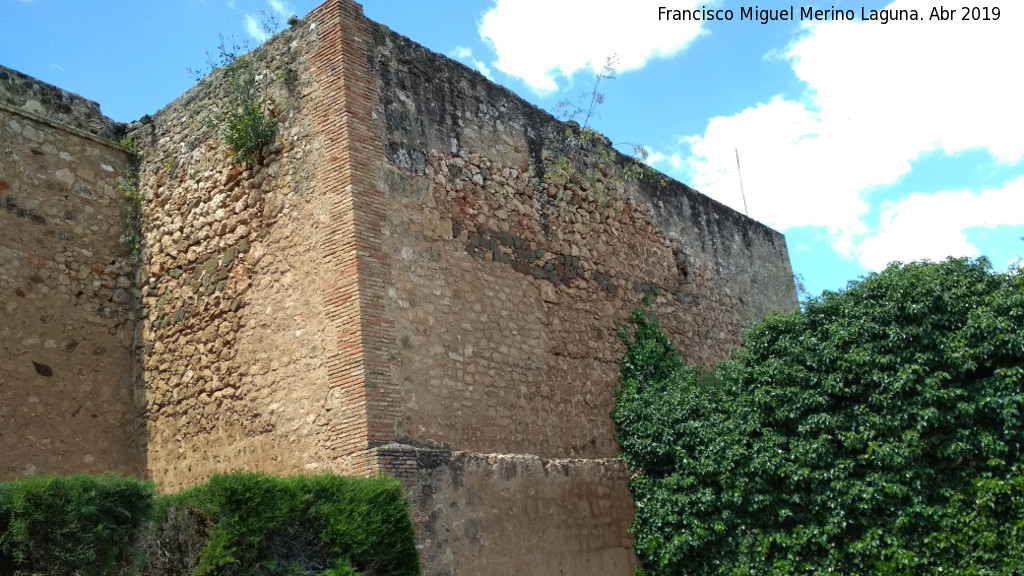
[615,257,1024,575]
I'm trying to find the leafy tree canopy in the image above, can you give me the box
[614,257,1024,575]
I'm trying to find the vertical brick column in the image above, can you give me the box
[308,0,399,475]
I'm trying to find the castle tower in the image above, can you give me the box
[1,2,797,573]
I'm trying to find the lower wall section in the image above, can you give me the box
[378,446,639,576]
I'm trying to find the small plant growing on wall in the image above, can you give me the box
[543,56,664,213]
[118,133,141,156]
[189,12,279,166]
[219,53,277,166]
[114,171,144,264]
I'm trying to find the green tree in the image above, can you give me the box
[615,257,1024,575]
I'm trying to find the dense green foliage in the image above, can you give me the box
[615,258,1024,575]
[0,473,419,576]
[220,54,277,166]
[0,475,155,575]
[157,473,419,576]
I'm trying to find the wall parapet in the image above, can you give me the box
[0,65,125,142]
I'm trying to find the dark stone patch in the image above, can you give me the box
[202,257,218,277]
[28,274,43,284]
[238,237,251,253]
[30,148,44,156]
[222,246,239,266]
[385,142,426,175]
[0,180,9,191]
[594,272,615,294]
[32,361,53,377]
[72,182,93,198]
[64,338,78,352]
[499,459,517,481]
[92,346,106,356]
[514,249,535,262]
[415,449,454,470]
[451,218,463,238]
[386,107,413,136]
[634,282,660,295]
[3,195,46,225]
[539,205,551,238]
[173,308,186,323]
[167,268,183,279]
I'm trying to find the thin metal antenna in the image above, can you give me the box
[735,148,749,216]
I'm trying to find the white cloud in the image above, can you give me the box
[475,61,494,80]
[244,14,267,41]
[857,176,1024,270]
[268,0,293,19]
[652,0,1024,266]
[479,0,710,92]
[245,1,294,41]
[449,46,494,80]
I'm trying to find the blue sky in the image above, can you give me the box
[3,0,1021,297]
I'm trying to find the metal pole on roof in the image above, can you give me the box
[735,148,749,216]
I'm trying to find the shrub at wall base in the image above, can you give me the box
[0,473,420,576]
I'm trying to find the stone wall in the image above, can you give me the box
[125,1,795,572]
[0,65,137,478]
[406,450,638,576]
[310,2,796,574]
[0,1,798,573]
[363,15,797,460]
[126,22,350,491]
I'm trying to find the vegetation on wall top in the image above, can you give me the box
[189,17,279,166]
